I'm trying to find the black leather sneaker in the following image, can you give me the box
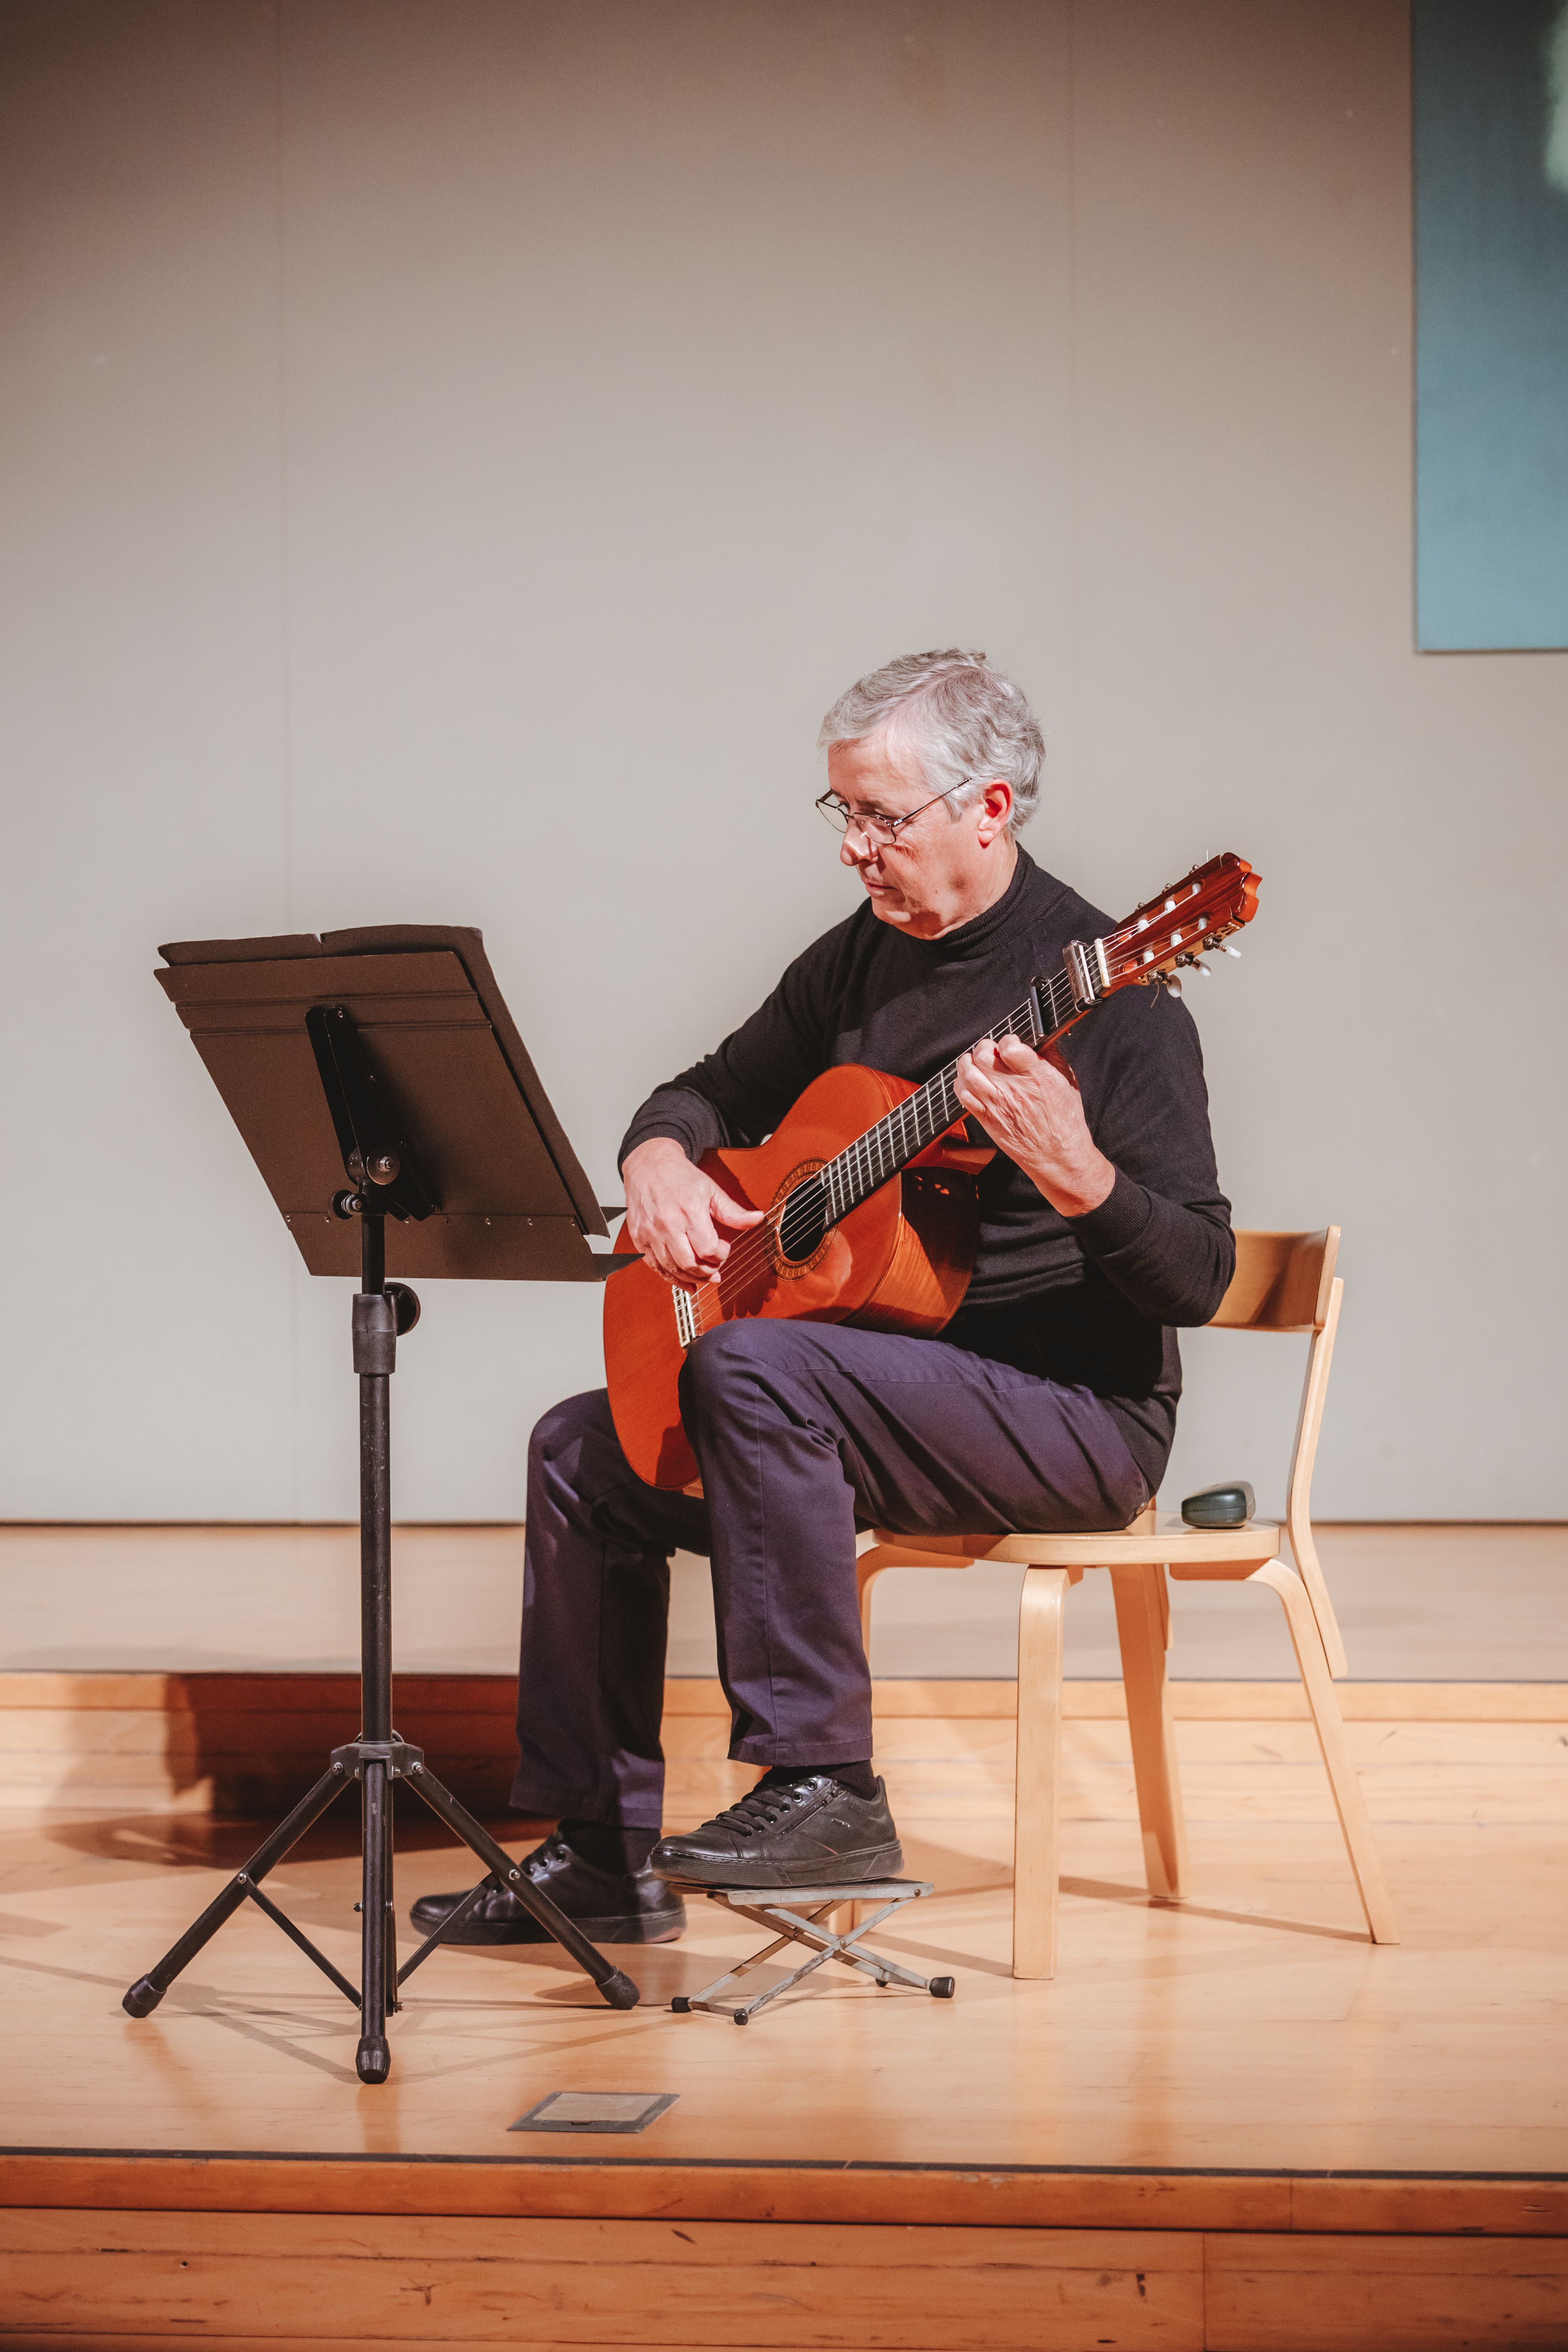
[408,1833,686,1945]
[649,1773,903,1889]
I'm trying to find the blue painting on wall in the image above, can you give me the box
[1415,0,1568,651]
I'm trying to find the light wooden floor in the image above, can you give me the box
[4,1753,1567,2346]
[3,1802,1563,2180]
[2,1517,1565,2346]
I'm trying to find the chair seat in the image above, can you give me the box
[868,1512,1283,1571]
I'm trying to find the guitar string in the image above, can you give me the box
[664,896,1246,1321]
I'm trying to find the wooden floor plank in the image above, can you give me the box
[0,2153,1292,2232]
[1288,2177,1568,2236]
[0,2342,854,2352]
[6,2153,1565,2238]
[7,2154,1566,2238]
[0,2211,1204,2350]
[6,2215,1568,2351]
[0,2340,858,2352]
[1203,2230,1568,2350]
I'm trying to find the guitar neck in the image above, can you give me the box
[820,962,1083,1225]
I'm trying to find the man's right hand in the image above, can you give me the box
[621,1138,765,1291]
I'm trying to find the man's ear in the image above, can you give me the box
[976,780,1013,844]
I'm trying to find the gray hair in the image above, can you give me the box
[817,648,1044,836]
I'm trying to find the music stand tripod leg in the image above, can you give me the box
[121,1758,357,2021]
[397,1763,638,2004]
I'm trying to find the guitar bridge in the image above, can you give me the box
[672,1287,698,1349]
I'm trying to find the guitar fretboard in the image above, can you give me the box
[807,960,1082,1232]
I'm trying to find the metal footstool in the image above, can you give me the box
[669,1880,955,2024]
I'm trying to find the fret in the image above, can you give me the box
[1041,968,1074,1037]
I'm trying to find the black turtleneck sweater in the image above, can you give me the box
[619,850,1234,1484]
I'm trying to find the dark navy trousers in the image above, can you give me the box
[512,1318,1151,1827]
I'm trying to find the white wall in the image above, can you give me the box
[2,0,1563,1524]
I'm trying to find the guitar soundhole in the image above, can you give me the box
[769,1161,832,1277]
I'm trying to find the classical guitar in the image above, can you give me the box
[604,851,1261,1490]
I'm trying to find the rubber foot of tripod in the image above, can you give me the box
[123,1976,165,2019]
[598,1970,640,2011]
[356,2034,391,2084]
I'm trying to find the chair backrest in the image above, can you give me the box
[1210,1228,1339,1333]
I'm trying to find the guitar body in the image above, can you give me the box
[603,1063,991,1490]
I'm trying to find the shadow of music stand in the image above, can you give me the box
[122,924,641,2083]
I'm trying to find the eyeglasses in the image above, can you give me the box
[814,777,974,848]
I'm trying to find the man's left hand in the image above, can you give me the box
[954,1035,1116,1219]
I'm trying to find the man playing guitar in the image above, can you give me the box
[413,649,1234,1948]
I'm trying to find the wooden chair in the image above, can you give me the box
[855,1228,1399,1978]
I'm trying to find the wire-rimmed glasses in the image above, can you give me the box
[814,777,975,848]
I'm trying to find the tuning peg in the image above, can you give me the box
[1163,975,1183,997]
[1222,943,1241,958]
[1192,960,1212,978]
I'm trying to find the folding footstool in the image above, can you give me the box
[669,1880,955,2024]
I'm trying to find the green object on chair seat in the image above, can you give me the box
[1181,1480,1255,1528]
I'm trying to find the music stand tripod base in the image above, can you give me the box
[121,1209,639,2081]
[669,1880,955,2024]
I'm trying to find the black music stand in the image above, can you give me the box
[122,925,640,2084]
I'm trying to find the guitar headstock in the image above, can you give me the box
[1098,852,1261,994]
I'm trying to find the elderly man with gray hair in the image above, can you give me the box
[413,649,1233,1947]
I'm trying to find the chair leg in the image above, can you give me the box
[1013,1566,1069,1979]
[1109,1564,1188,1901]
[839,1563,893,1929]
[1251,1561,1399,1946]
[857,1559,886,1662]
